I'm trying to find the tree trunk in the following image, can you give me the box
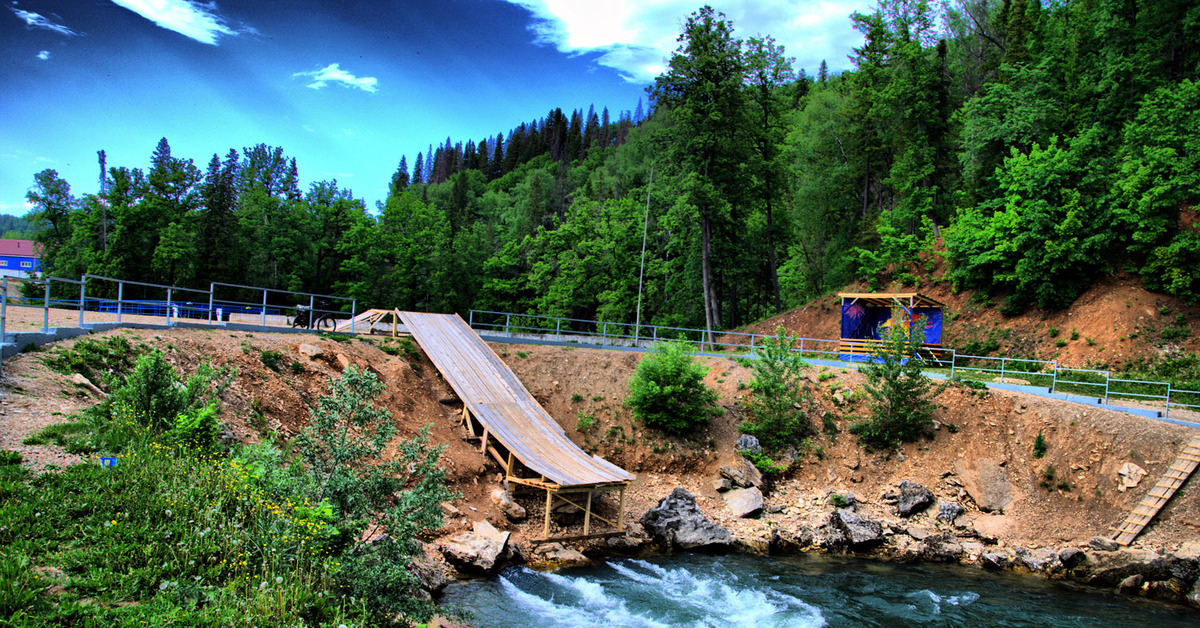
[701,214,715,350]
[766,192,782,313]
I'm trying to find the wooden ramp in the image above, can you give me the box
[332,309,405,335]
[398,311,633,541]
[1114,434,1200,546]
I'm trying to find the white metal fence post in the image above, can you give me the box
[166,288,172,326]
[78,279,86,327]
[117,282,123,324]
[260,289,268,327]
[207,283,215,325]
[42,279,50,333]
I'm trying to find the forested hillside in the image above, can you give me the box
[22,1,1200,333]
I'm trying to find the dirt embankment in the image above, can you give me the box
[2,318,1198,604]
[732,260,1200,369]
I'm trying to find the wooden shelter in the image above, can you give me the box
[398,312,633,542]
[836,292,947,362]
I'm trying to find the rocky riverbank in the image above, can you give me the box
[429,475,1200,612]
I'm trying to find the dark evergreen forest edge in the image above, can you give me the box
[22,1,1200,334]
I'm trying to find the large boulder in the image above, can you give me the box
[723,486,764,518]
[955,458,1014,513]
[490,489,527,521]
[640,488,732,550]
[896,480,935,517]
[735,434,762,454]
[820,509,885,551]
[919,533,965,562]
[439,520,511,574]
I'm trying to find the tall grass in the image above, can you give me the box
[0,435,360,625]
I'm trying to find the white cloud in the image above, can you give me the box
[110,0,239,45]
[500,0,866,83]
[37,50,50,60]
[292,63,379,93]
[9,6,82,36]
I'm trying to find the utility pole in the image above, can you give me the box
[97,150,109,251]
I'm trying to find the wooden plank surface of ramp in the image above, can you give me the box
[398,311,633,488]
[1114,434,1200,546]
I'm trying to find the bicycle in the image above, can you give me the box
[292,303,337,331]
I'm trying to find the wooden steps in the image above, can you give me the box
[332,308,404,335]
[1113,435,1200,546]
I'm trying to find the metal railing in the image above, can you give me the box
[1,273,358,337]
[468,309,1200,420]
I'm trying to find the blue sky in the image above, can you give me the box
[2,0,867,216]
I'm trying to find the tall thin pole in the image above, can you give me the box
[634,165,653,346]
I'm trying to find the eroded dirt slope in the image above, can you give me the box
[3,322,1195,556]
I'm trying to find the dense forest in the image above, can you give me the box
[22,0,1200,335]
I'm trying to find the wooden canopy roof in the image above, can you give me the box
[837,292,944,309]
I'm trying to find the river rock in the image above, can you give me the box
[906,527,933,541]
[937,501,965,523]
[298,343,322,359]
[724,486,764,518]
[896,480,935,517]
[711,477,733,492]
[1188,578,1200,608]
[820,509,885,551]
[440,520,511,574]
[537,544,589,565]
[970,514,1012,543]
[490,489,527,521]
[919,533,964,562]
[982,552,1012,570]
[735,434,762,454]
[955,458,1014,513]
[640,488,732,550]
[606,535,647,554]
[1058,547,1087,569]
[1117,574,1144,596]
[1088,536,1119,552]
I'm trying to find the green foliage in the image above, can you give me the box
[42,335,142,390]
[260,350,284,372]
[744,450,789,475]
[169,402,221,451]
[1033,431,1047,458]
[293,366,456,625]
[627,342,720,436]
[854,315,948,450]
[108,351,231,433]
[576,412,597,432]
[571,393,584,403]
[740,327,813,451]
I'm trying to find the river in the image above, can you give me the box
[439,553,1197,627]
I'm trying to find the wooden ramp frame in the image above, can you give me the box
[398,312,633,542]
[332,309,406,335]
[1114,434,1200,546]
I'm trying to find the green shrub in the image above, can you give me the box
[571,393,584,403]
[1033,431,1047,458]
[576,412,598,432]
[1048,327,1060,338]
[745,450,789,475]
[290,360,304,374]
[741,327,813,451]
[107,351,233,435]
[854,314,948,450]
[169,402,220,451]
[627,341,720,436]
[293,366,456,625]
[260,350,284,372]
